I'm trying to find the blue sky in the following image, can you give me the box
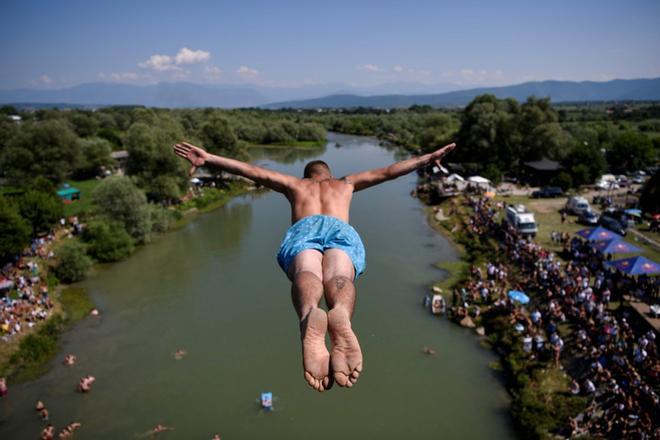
[0,0,659,89]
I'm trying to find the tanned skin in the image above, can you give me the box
[174,140,456,392]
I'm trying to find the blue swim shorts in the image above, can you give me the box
[277,215,366,278]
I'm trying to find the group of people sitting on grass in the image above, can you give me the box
[1,252,56,340]
[447,196,658,439]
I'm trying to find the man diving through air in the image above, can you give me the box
[173,140,456,392]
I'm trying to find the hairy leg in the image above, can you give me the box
[323,249,363,387]
[288,249,332,391]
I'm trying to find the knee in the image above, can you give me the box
[293,270,322,285]
[324,275,353,291]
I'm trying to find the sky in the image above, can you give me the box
[0,0,659,90]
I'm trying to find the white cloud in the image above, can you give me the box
[32,74,53,85]
[393,65,404,73]
[357,64,381,72]
[236,65,259,78]
[460,68,475,76]
[139,54,180,71]
[204,65,223,79]
[174,47,210,65]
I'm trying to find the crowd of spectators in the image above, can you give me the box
[1,216,83,341]
[447,196,659,439]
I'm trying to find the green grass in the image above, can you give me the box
[61,178,103,217]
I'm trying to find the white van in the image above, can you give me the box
[566,196,591,215]
[505,204,538,237]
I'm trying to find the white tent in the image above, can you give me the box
[446,173,465,182]
[467,176,491,185]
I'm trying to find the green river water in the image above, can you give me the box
[0,133,515,439]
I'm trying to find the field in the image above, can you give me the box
[61,179,102,217]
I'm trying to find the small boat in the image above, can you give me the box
[431,294,446,315]
[261,392,273,411]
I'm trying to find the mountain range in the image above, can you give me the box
[1,77,659,109]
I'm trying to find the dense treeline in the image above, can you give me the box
[0,106,325,267]
[1,97,658,266]
[295,97,659,186]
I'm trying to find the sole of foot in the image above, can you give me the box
[328,307,363,388]
[301,308,332,392]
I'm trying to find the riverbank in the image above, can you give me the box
[425,197,587,439]
[0,182,253,384]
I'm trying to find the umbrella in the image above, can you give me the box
[590,238,641,254]
[576,226,622,241]
[508,290,530,304]
[607,256,660,276]
[468,176,491,185]
[624,209,642,218]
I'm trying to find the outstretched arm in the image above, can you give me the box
[173,142,297,193]
[344,142,456,192]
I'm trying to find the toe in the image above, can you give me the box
[334,372,349,387]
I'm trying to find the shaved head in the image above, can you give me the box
[303,160,331,178]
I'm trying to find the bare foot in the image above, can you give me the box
[328,308,363,387]
[301,308,332,392]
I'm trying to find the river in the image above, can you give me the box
[0,133,515,439]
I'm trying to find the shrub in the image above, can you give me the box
[54,240,92,283]
[83,219,135,262]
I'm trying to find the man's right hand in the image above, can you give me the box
[173,142,209,176]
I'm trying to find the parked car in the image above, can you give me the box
[531,186,564,198]
[566,196,591,215]
[598,215,627,236]
[578,210,599,225]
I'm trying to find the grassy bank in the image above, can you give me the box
[425,197,587,439]
[0,286,93,383]
[170,181,251,230]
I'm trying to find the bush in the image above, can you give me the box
[54,240,92,283]
[149,204,172,233]
[83,219,135,262]
[91,176,152,243]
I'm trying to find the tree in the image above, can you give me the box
[124,121,188,203]
[83,219,135,262]
[0,196,31,261]
[606,131,656,173]
[201,116,239,154]
[1,119,81,185]
[563,141,607,187]
[73,138,113,179]
[17,189,64,235]
[54,240,92,283]
[456,94,521,174]
[91,176,152,243]
[639,172,659,214]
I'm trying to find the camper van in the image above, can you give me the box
[505,204,538,237]
[566,196,591,215]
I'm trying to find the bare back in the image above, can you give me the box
[286,178,354,224]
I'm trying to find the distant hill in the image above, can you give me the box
[2,77,659,109]
[0,82,269,108]
[263,78,660,109]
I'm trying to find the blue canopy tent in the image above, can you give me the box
[508,290,530,304]
[590,238,642,254]
[607,256,660,276]
[576,226,622,242]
